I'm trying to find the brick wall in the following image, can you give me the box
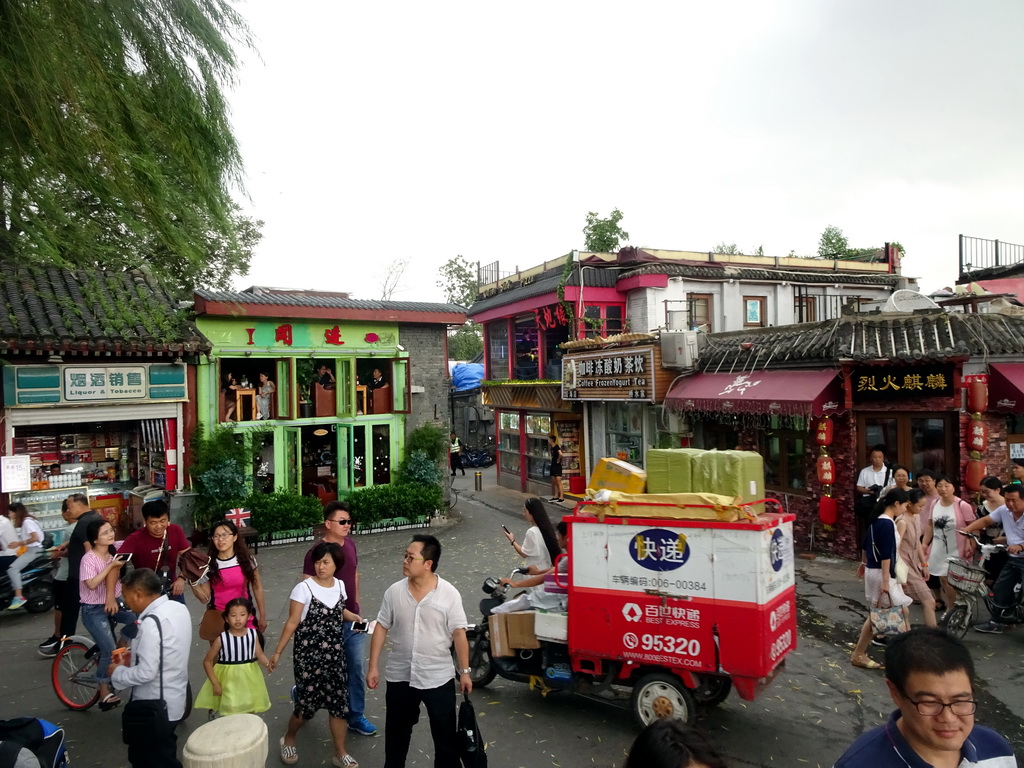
[399,324,451,440]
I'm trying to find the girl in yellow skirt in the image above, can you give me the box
[195,598,272,718]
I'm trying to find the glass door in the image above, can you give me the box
[336,424,352,495]
[858,413,954,478]
[282,426,302,493]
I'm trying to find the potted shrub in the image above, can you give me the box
[296,360,318,419]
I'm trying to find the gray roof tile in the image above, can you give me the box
[196,289,465,315]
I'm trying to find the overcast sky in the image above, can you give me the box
[227,1,1024,302]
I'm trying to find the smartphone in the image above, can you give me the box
[115,552,132,563]
[352,620,369,633]
[501,525,511,536]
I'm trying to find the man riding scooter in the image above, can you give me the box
[964,484,1024,634]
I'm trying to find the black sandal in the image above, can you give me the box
[99,693,121,712]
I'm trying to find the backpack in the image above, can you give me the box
[0,718,67,768]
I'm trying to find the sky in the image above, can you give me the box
[226,1,1024,302]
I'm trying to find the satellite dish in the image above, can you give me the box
[883,290,940,313]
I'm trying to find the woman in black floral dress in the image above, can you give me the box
[271,542,366,768]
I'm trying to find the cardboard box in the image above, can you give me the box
[505,611,540,649]
[589,458,647,495]
[488,615,513,657]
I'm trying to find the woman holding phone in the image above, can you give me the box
[79,519,137,710]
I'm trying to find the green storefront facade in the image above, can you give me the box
[194,290,464,502]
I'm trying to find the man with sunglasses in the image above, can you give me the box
[301,500,377,737]
[833,627,1015,767]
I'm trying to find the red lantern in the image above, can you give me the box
[818,495,838,525]
[816,455,836,486]
[965,459,987,492]
[967,420,988,453]
[815,418,834,447]
[967,379,988,413]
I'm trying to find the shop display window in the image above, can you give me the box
[220,358,290,422]
[488,322,510,380]
[542,324,569,380]
[525,414,554,480]
[497,410,522,478]
[606,402,644,467]
[514,315,540,380]
[761,417,807,494]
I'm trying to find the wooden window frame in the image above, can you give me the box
[743,296,767,327]
[795,295,817,323]
[688,294,713,332]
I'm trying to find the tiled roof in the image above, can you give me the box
[0,263,209,356]
[195,290,465,314]
[697,309,1024,371]
[468,266,620,315]
[620,262,903,286]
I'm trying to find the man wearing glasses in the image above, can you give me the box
[833,627,1015,767]
[367,535,471,768]
[301,501,377,737]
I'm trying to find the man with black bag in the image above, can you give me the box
[110,569,191,768]
[855,445,891,545]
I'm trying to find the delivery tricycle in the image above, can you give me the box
[466,497,797,727]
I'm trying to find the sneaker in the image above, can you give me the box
[6,597,27,611]
[37,636,60,657]
[347,716,377,736]
[332,756,358,768]
[870,636,887,648]
[974,621,1004,634]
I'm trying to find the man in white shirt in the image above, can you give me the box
[367,535,471,768]
[110,568,192,768]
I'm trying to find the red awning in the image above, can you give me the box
[665,369,843,417]
[988,364,1024,413]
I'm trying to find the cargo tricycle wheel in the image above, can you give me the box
[691,674,732,707]
[630,672,696,728]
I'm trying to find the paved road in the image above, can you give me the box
[2,471,1022,766]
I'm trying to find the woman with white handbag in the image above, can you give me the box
[851,488,912,670]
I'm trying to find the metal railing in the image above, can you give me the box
[477,261,518,286]
[959,235,1024,275]
[794,288,866,323]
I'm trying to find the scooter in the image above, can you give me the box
[943,531,1023,638]
[464,570,733,713]
[0,551,56,613]
[465,569,574,691]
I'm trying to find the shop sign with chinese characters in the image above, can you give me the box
[851,365,954,403]
[2,363,188,407]
[562,347,656,402]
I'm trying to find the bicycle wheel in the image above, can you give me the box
[52,642,101,710]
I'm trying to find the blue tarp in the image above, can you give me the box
[451,363,484,392]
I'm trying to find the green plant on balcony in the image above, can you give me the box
[295,359,318,404]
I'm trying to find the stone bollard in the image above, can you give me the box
[183,713,268,768]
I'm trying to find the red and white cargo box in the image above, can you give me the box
[565,507,796,700]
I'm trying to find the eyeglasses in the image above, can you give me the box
[402,554,424,562]
[904,696,977,717]
[328,518,352,526]
[212,533,235,540]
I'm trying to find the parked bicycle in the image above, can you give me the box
[52,634,192,717]
[943,531,1023,638]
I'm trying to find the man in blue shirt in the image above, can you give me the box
[833,627,1015,767]
[964,483,1024,634]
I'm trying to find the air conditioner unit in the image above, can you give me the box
[666,309,689,331]
[661,331,700,369]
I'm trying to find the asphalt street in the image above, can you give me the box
[1,466,1022,767]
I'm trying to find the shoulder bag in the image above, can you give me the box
[198,582,223,642]
[869,522,905,635]
[121,615,172,744]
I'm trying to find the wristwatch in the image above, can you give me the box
[459,668,472,675]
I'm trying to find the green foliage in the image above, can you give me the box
[295,359,318,402]
[556,251,577,335]
[398,450,444,487]
[583,209,629,253]
[404,423,448,466]
[817,225,850,259]
[246,491,322,534]
[437,255,478,307]
[448,324,483,360]
[712,242,741,255]
[189,425,267,530]
[346,483,443,525]
[0,0,254,294]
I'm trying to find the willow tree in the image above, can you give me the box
[0,0,254,291]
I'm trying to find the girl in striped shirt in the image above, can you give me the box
[195,598,272,718]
